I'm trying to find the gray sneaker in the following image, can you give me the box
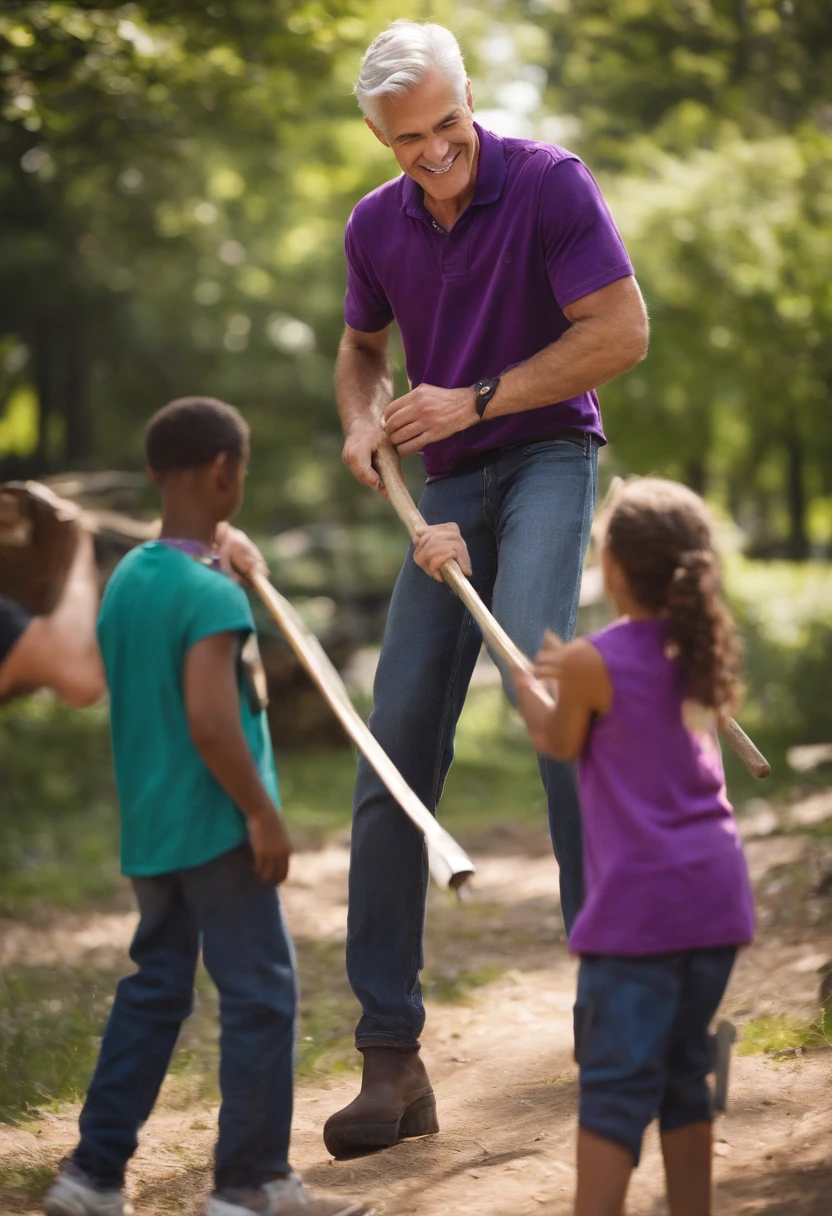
[43,1164,133,1216]
[205,1172,371,1216]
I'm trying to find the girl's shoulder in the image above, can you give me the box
[587,616,667,657]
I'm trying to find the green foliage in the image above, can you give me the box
[0,0,828,551]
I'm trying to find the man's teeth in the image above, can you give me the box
[422,156,457,175]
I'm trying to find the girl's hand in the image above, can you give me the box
[534,630,565,684]
[412,523,473,581]
[511,666,557,754]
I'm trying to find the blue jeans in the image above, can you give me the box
[72,844,297,1191]
[575,948,737,1165]
[348,435,598,1049]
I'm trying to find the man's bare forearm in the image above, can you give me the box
[335,336,395,434]
[487,312,648,420]
[484,277,649,419]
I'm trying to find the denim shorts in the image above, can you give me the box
[574,947,736,1165]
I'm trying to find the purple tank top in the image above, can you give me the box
[569,617,755,957]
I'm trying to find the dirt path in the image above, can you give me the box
[1,830,830,1215]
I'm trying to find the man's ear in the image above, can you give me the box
[365,116,390,148]
[466,80,474,113]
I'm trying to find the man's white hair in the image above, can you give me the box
[355,20,467,127]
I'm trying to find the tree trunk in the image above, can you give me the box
[784,425,809,561]
[32,316,55,474]
[62,317,90,463]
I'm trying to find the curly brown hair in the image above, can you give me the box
[602,478,741,716]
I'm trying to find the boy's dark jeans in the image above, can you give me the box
[72,843,297,1191]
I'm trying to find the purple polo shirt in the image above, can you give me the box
[344,123,634,478]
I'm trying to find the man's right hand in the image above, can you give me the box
[341,422,388,493]
[248,807,293,885]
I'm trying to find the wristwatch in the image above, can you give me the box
[471,376,501,419]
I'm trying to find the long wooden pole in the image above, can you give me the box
[373,442,771,780]
[251,572,476,890]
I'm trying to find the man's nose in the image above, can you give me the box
[424,136,450,164]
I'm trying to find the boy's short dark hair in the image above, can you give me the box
[145,397,249,473]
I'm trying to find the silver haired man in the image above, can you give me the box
[326,21,648,1156]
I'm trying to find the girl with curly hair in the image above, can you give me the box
[513,477,754,1216]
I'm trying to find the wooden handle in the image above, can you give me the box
[717,715,771,779]
[373,440,770,780]
[251,572,476,890]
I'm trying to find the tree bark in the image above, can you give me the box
[785,424,809,561]
[32,316,55,474]
[62,316,90,463]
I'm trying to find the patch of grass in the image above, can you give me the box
[423,963,506,1004]
[0,966,120,1123]
[0,1164,54,1191]
[737,1010,832,1057]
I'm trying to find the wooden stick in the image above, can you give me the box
[373,441,771,780]
[251,571,476,891]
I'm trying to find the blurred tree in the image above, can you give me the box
[534,0,832,556]
[1,0,830,555]
[0,1,379,521]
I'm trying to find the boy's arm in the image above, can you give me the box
[512,639,611,761]
[184,630,292,885]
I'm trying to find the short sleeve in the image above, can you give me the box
[539,158,634,310]
[184,570,254,652]
[0,592,32,666]
[344,212,394,333]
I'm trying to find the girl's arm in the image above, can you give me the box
[512,638,612,761]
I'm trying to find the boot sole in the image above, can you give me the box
[323,1092,439,1157]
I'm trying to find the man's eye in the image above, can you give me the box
[442,120,457,128]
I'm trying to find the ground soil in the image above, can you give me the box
[1,819,830,1216]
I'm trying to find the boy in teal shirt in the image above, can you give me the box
[45,398,367,1216]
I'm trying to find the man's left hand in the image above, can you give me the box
[383,384,478,456]
[215,523,269,583]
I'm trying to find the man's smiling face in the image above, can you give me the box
[367,70,478,206]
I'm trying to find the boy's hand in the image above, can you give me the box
[215,523,269,583]
[248,807,293,885]
[412,523,472,581]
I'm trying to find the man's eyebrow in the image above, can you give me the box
[393,110,460,143]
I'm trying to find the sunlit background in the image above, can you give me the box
[1,0,830,1162]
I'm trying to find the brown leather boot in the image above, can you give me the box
[322,1047,438,1157]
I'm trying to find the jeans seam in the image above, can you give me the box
[430,606,476,810]
[563,445,597,639]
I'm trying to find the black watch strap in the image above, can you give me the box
[471,376,501,419]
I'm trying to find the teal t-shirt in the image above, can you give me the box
[97,542,279,877]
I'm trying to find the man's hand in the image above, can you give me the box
[384,385,478,456]
[215,523,268,583]
[341,421,388,494]
[412,523,473,582]
[248,807,293,885]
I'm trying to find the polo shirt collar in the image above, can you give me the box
[401,122,507,219]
